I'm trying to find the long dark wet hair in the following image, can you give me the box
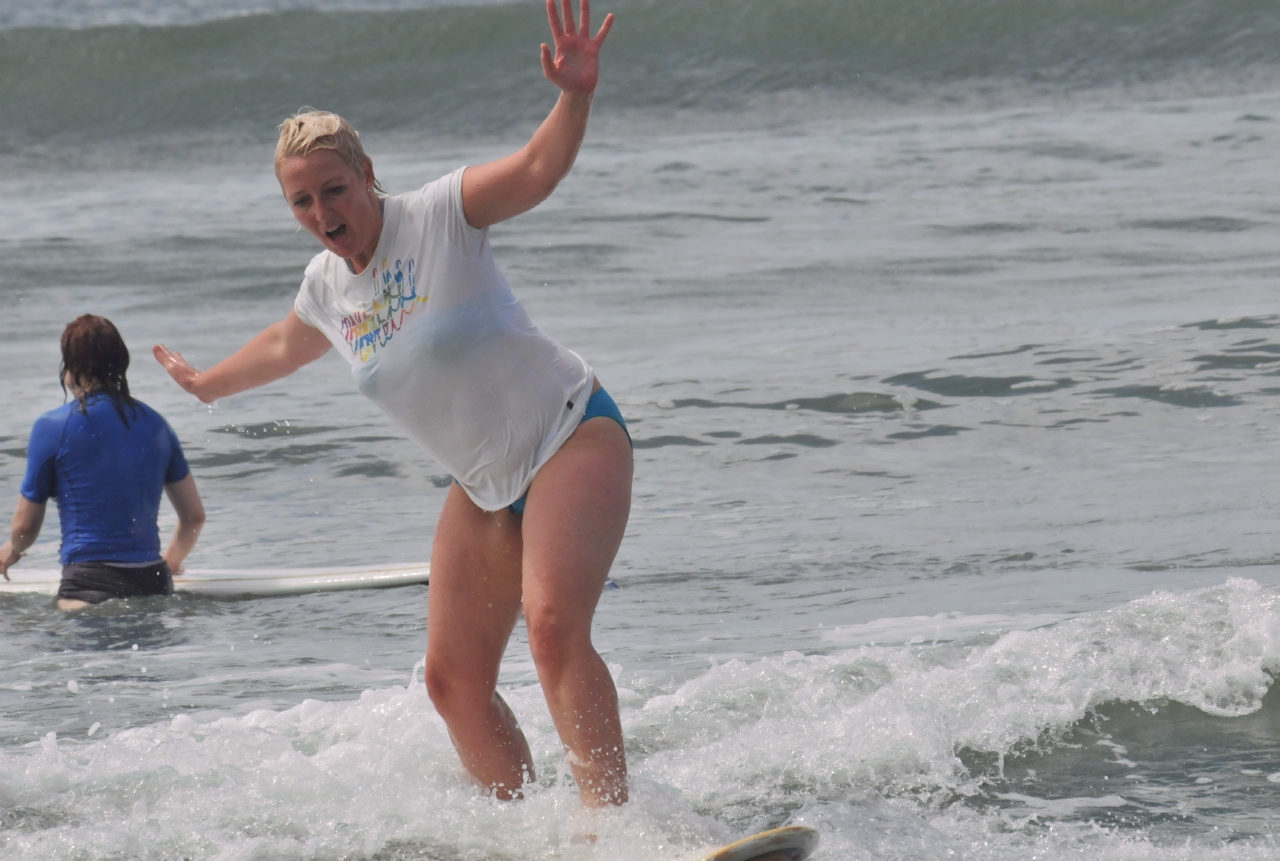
[60,314,137,425]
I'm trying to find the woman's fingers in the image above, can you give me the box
[540,42,555,78]
[546,0,565,39]
[154,344,182,376]
[541,0,610,93]
[593,11,613,44]
[549,0,611,47]
[154,344,190,371]
[153,344,200,394]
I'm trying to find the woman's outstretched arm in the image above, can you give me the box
[153,309,331,404]
[461,0,614,229]
[162,474,206,573]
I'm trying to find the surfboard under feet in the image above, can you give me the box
[698,825,819,861]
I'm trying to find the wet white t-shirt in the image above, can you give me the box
[294,167,593,511]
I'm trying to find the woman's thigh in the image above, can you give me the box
[426,483,526,694]
[520,417,633,642]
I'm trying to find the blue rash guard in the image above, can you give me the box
[20,394,190,565]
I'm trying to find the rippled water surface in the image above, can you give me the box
[4,2,1280,858]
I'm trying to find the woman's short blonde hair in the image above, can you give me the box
[275,109,384,193]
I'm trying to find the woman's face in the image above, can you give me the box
[278,149,383,273]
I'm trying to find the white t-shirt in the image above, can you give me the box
[294,167,594,511]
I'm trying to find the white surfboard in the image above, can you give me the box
[0,562,429,598]
[696,825,819,861]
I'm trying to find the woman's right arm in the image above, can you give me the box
[162,474,205,573]
[153,309,331,403]
[1,497,46,580]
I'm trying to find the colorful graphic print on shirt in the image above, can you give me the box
[339,257,428,362]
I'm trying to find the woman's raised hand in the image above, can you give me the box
[459,0,614,226]
[541,0,613,96]
[153,344,210,403]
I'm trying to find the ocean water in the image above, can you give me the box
[4,0,1280,858]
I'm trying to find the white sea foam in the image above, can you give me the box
[2,580,1277,858]
[821,611,1071,647]
[633,580,1280,812]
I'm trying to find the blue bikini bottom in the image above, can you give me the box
[508,386,629,515]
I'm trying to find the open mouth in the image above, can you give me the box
[325,224,347,241]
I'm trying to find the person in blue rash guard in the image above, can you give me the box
[0,315,206,611]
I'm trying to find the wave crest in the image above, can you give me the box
[3,0,1280,144]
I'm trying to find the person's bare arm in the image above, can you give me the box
[0,497,46,580]
[162,474,205,573]
[461,0,613,229]
[153,309,330,404]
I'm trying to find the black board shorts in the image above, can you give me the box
[59,560,174,604]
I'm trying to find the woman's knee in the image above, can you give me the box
[425,653,494,716]
[525,604,593,676]
[423,657,454,710]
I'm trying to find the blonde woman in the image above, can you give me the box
[154,0,628,806]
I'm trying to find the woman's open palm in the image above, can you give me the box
[153,344,206,401]
[541,0,613,95]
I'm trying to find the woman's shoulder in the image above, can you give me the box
[32,400,76,430]
[394,168,467,218]
[395,167,476,244]
[28,399,95,452]
[123,399,182,434]
[301,246,337,279]
[123,398,164,422]
[27,404,74,455]
[402,167,465,202]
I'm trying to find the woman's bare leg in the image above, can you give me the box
[424,483,533,798]
[521,416,633,806]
